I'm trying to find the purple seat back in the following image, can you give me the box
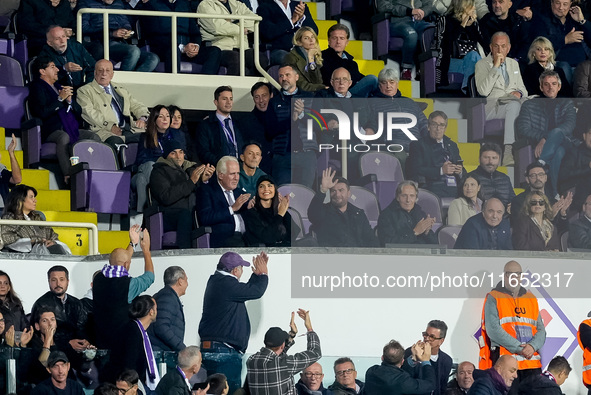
[349,186,380,228]
[73,141,119,171]
[0,38,14,55]
[437,225,462,248]
[0,85,27,128]
[418,188,443,226]
[287,207,305,239]
[147,211,164,250]
[515,145,534,187]
[0,54,24,86]
[87,170,131,214]
[360,152,404,182]
[278,184,316,233]
[12,40,27,75]
[121,143,139,169]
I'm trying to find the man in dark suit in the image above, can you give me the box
[28,56,101,181]
[257,0,317,65]
[148,266,188,352]
[196,86,245,166]
[156,346,207,395]
[402,321,453,395]
[196,156,251,248]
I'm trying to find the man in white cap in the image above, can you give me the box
[198,251,269,393]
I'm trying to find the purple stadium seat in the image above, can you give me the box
[359,152,404,208]
[514,144,534,188]
[437,225,462,248]
[287,207,305,239]
[278,183,316,233]
[349,185,380,228]
[70,141,131,214]
[0,85,27,128]
[120,142,139,170]
[0,54,24,86]
[418,188,443,231]
[469,100,504,142]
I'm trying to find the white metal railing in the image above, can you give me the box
[76,7,279,87]
[0,219,99,255]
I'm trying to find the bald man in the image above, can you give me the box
[296,362,331,394]
[447,362,475,395]
[93,225,154,350]
[478,261,545,394]
[469,355,518,395]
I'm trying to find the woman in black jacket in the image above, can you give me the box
[523,36,572,96]
[243,175,299,247]
[512,191,560,251]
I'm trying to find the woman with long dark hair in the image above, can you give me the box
[1,185,70,254]
[243,175,299,246]
[133,105,187,213]
[0,270,27,333]
[447,175,482,225]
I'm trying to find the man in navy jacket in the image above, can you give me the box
[198,251,269,393]
[454,198,512,250]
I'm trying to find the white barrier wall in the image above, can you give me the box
[2,251,590,394]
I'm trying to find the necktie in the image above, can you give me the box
[225,190,245,233]
[223,118,238,157]
[104,85,124,126]
[500,63,509,87]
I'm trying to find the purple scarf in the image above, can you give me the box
[101,263,129,278]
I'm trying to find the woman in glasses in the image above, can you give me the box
[512,191,560,251]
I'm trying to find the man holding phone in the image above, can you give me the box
[79,0,159,72]
[407,111,466,199]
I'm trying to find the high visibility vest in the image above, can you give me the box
[577,319,591,387]
[478,289,542,370]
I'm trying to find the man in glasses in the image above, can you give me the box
[510,162,572,227]
[407,111,466,199]
[401,321,452,395]
[478,260,546,394]
[328,357,364,394]
[296,362,331,394]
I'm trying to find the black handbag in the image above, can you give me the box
[453,32,478,59]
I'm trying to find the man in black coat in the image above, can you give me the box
[468,355,518,395]
[39,26,97,90]
[257,0,317,65]
[517,356,571,395]
[402,321,453,395]
[156,346,207,395]
[31,351,85,395]
[196,156,250,248]
[148,266,188,352]
[407,111,466,199]
[364,339,436,395]
[568,194,591,249]
[559,125,591,211]
[142,0,222,73]
[479,0,531,61]
[454,198,512,250]
[307,168,379,247]
[468,143,515,206]
[150,140,215,249]
[196,86,245,166]
[376,180,437,246]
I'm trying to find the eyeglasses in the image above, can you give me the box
[331,78,351,83]
[422,331,443,340]
[303,372,324,378]
[118,387,134,394]
[335,368,356,376]
[528,172,547,179]
[0,318,5,322]
[530,200,545,206]
[429,122,447,129]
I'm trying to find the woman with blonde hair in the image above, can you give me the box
[523,36,571,96]
[283,26,327,92]
[512,191,560,251]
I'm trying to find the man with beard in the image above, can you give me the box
[468,143,515,206]
[308,167,378,247]
[30,266,92,370]
[468,355,518,395]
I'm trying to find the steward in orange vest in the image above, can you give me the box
[577,317,591,390]
[478,261,546,376]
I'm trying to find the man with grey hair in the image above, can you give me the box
[407,110,466,198]
[454,197,512,249]
[156,346,208,395]
[475,31,528,166]
[150,140,215,249]
[515,70,576,198]
[370,68,429,171]
[196,156,250,247]
[377,180,437,246]
[148,266,189,351]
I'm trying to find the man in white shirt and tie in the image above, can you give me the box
[77,59,150,150]
[196,156,251,247]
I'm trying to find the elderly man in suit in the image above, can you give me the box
[475,31,527,166]
[196,156,251,248]
[77,59,150,150]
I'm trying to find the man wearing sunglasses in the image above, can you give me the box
[401,321,452,395]
[478,260,546,394]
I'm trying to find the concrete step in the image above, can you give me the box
[22,169,51,190]
[0,150,24,170]
[356,59,384,78]
[458,142,481,166]
[316,20,337,40]
[98,230,129,255]
[305,1,326,20]
[43,211,98,256]
[36,190,70,212]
